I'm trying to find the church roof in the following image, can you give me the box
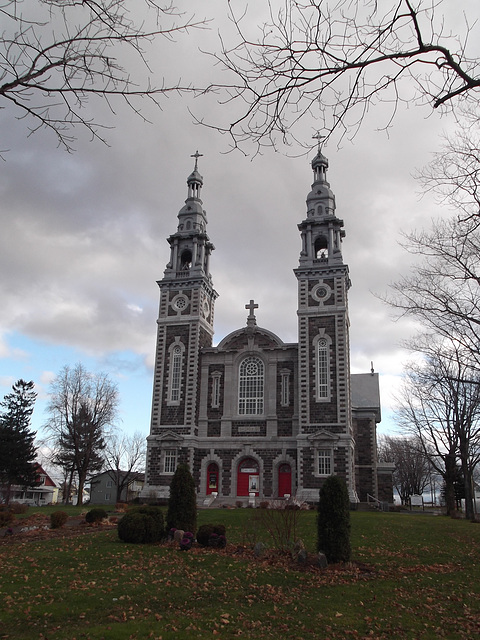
[351,373,381,422]
[217,326,286,350]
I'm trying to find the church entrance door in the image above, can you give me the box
[237,457,259,496]
[278,463,292,497]
[207,463,219,495]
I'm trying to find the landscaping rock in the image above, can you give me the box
[254,542,266,557]
[317,552,328,569]
[296,549,308,565]
[292,538,305,560]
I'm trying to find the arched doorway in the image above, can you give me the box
[278,463,292,497]
[237,457,259,496]
[206,463,219,495]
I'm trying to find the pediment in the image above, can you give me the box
[307,429,339,443]
[154,430,184,443]
[217,326,284,350]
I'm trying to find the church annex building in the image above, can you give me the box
[141,150,393,506]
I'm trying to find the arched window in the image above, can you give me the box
[180,249,192,270]
[238,356,264,415]
[314,235,328,259]
[169,344,183,403]
[314,335,331,401]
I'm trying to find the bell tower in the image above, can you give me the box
[144,153,217,495]
[294,146,357,501]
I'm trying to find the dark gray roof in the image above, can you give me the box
[351,373,381,422]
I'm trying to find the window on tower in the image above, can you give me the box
[238,356,264,415]
[180,249,192,270]
[314,333,331,402]
[168,343,184,405]
[314,235,328,260]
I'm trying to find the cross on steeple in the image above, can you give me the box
[191,150,203,171]
[245,299,258,327]
[312,132,325,153]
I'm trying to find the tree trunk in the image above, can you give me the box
[459,439,474,520]
[444,453,457,517]
[66,466,75,504]
[5,483,12,506]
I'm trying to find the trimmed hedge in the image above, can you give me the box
[196,524,227,547]
[85,508,108,524]
[0,508,14,528]
[50,510,68,529]
[118,506,165,544]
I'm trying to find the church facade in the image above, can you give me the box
[141,151,393,506]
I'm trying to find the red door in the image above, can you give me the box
[237,458,259,496]
[278,463,292,497]
[207,463,219,495]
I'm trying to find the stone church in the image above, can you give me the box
[141,150,393,506]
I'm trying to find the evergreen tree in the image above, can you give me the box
[317,475,351,563]
[166,463,197,534]
[0,379,38,504]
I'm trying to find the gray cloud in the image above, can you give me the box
[0,1,464,434]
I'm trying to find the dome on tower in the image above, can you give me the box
[187,167,203,186]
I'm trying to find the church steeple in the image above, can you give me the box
[294,150,356,501]
[164,151,214,281]
[298,146,345,267]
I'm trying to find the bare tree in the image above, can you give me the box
[396,339,480,519]
[377,435,431,506]
[388,216,480,369]
[208,0,480,151]
[418,104,480,225]
[102,431,145,503]
[386,112,480,365]
[45,363,119,505]
[1,0,207,151]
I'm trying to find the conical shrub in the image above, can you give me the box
[317,474,351,563]
[166,463,197,534]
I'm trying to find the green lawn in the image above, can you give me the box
[1,510,480,639]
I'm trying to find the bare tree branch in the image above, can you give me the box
[203,0,480,152]
[0,0,209,151]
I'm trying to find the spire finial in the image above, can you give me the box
[191,150,203,171]
[312,132,325,154]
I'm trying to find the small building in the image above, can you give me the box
[7,464,57,506]
[89,471,145,505]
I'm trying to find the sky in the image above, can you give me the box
[1,0,477,459]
